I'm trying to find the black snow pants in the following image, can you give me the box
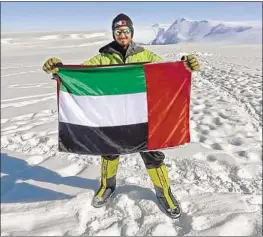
[102,151,165,169]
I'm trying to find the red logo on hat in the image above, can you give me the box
[114,20,127,27]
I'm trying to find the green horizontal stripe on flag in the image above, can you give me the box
[57,65,146,96]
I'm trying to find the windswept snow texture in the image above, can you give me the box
[152,18,262,44]
[1,30,262,236]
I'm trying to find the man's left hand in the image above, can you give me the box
[181,55,200,72]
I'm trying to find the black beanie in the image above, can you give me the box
[112,13,134,38]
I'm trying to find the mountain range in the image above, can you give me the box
[150,18,262,44]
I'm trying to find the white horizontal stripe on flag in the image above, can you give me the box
[59,91,148,127]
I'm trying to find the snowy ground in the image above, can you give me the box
[1,33,262,236]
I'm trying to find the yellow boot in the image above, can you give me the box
[92,156,119,208]
[147,164,181,219]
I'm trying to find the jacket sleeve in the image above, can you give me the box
[144,50,163,63]
[81,54,102,65]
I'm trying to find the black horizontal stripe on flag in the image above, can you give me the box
[58,122,148,155]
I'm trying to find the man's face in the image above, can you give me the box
[114,26,132,47]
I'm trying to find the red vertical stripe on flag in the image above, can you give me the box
[55,74,61,112]
[144,62,191,150]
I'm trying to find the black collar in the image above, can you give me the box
[99,41,145,59]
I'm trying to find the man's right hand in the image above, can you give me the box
[42,57,62,74]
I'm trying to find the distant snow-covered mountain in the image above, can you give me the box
[2,18,261,46]
[151,18,262,44]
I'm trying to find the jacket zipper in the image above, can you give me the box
[113,50,140,64]
[114,53,125,64]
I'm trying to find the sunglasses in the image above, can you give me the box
[114,28,131,36]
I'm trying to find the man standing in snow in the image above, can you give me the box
[43,13,199,219]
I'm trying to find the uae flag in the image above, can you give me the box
[56,62,191,155]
